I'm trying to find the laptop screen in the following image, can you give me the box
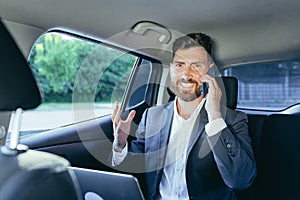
[70,167,145,200]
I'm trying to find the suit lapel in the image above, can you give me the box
[149,102,174,192]
[187,105,208,155]
[157,102,174,168]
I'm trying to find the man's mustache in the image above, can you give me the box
[176,79,199,85]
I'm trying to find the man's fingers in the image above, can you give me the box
[125,110,136,123]
[201,75,220,93]
[112,102,122,130]
[112,101,119,122]
[112,102,136,133]
[201,75,215,87]
[117,110,136,131]
[116,110,136,138]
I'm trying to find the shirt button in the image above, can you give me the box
[226,143,232,149]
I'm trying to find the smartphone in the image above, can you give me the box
[201,82,209,98]
[201,67,217,98]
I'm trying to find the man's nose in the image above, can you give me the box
[182,65,193,78]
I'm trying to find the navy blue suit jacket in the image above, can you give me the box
[127,101,256,199]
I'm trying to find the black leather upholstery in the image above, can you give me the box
[237,114,300,200]
[236,114,267,200]
[254,114,300,200]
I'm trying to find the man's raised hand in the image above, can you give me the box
[112,102,136,152]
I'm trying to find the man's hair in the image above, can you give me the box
[172,33,214,59]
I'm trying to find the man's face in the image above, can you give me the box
[170,46,213,102]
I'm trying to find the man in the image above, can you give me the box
[111,33,256,200]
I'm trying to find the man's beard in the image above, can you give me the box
[170,79,201,102]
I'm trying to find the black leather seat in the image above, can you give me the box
[236,114,267,200]
[238,114,300,200]
[254,114,300,200]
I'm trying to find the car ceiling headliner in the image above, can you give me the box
[1,0,300,66]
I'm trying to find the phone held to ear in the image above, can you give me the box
[200,67,217,98]
[201,82,209,98]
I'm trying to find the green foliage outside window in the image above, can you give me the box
[28,32,136,103]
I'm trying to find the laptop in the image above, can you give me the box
[70,167,145,200]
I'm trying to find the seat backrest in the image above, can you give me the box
[254,114,300,200]
[247,114,268,162]
[236,114,267,200]
[0,149,82,200]
[238,114,300,200]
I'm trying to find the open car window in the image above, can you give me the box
[222,60,300,111]
[21,32,139,134]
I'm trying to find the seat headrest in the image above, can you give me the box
[0,19,41,111]
[220,76,238,110]
[0,149,82,200]
[167,76,238,110]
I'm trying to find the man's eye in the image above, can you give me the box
[192,65,200,69]
[175,63,182,68]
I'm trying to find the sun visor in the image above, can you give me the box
[0,19,41,111]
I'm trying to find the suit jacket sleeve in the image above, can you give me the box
[130,108,148,154]
[206,110,256,190]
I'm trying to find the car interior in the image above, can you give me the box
[0,0,300,199]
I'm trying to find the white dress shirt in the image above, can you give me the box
[112,98,227,199]
[157,98,205,200]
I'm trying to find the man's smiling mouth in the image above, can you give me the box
[180,82,195,89]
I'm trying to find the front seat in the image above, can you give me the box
[0,147,82,200]
[0,19,81,200]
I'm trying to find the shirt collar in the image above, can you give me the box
[173,97,206,122]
